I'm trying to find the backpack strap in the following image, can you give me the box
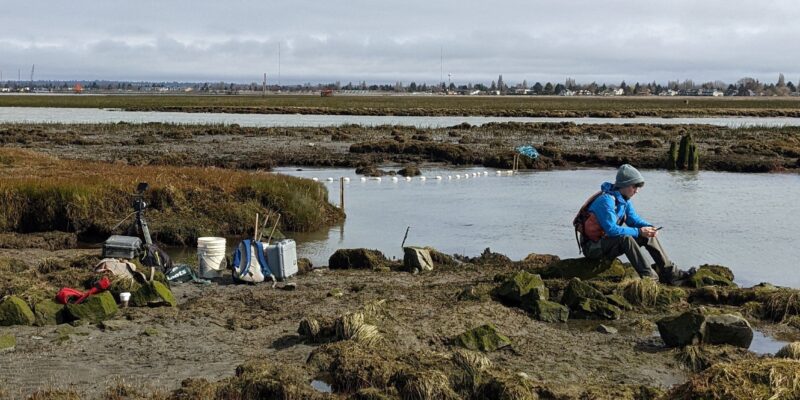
[234,240,253,278]
[253,241,274,280]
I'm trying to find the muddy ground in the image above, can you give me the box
[1,248,798,399]
[1,122,798,173]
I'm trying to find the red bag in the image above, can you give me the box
[55,276,111,304]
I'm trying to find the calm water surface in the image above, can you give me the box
[1,107,800,127]
[277,167,799,288]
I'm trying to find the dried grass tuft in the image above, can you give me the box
[668,359,800,399]
[393,370,459,400]
[451,348,492,376]
[776,342,800,360]
[620,278,660,307]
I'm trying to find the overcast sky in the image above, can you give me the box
[1,0,797,85]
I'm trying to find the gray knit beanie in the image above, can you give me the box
[615,164,644,188]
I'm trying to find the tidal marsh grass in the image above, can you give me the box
[0,148,342,244]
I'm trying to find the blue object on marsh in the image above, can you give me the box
[516,145,539,159]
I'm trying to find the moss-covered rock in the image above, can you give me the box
[657,309,752,348]
[0,334,15,353]
[605,294,634,311]
[457,284,494,302]
[33,299,67,326]
[329,249,389,270]
[703,314,753,348]
[560,278,606,308]
[495,272,547,305]
[425,247,458,267]
[687,265,736,288]
[522,298,569,323]
[656,310,706,347]
[454,323,512,352]
[541,257,633,281]
[572,298,623,320]
[131,281,176,307]
[655,286,687,307]
[0,295,35,326]
[65,291,118,323]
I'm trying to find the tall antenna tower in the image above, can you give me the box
[278,43,281,90]
[440,46,443,86]
[30,64,35,87]
[263,72,267,96]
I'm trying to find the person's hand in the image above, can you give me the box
[639,226,658,238]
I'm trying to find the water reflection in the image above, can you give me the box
[277,167,800,288]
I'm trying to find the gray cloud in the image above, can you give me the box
[0,0,797,85]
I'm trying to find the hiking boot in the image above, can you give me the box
[669,267,696,286]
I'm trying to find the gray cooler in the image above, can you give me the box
[102,235,142,259]
[265,239,298,281]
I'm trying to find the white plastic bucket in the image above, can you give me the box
[197,237,226,278]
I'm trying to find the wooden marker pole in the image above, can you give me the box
[340,177,345,212]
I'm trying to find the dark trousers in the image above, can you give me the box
[583,235,680,283]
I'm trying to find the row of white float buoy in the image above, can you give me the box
[311,170,516,183]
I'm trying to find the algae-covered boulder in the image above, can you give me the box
[572,298,622,320]
[657,309,753,348]
[522,253,560,266]
[65,291,118,323]
[329,249,389,270]
[542,257,633,281]
[33,299,67,326]
[454,323,511,352]
[604,294,634,311]
[687,264,736,288]
[131,281,176,307]
[397,165,421,177]
[495,271,547,305]
[297,257,313,275]
[656,310,706,347]
[424,247,459,267]
[522,298,569,323]
[0,295,35,326]
[403,246,434,271]
[560,278,606,308]
[0,334,15,353]
[703,314,753,348]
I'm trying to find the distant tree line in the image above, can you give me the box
[2,73,798,96]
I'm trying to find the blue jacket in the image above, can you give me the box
[587,182,651,238]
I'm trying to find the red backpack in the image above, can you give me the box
[572,191,625,253]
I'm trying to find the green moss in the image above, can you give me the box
[33,299,67,326]
[523,298,569,323]
[131,281,176,307]
[328,288,344,298]
[655,286,687,307]
[688,265,736,288]
[142,327,159,336]
[0,334,15,352]
[65,292,118,323]
[560,278,606,308]
[573,299,622,320]
[454,323,512,352]
[541,257,631,281]
[495,271,547,305]
[0,295,35,326]
[605,294,634,311]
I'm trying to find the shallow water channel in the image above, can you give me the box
[275,167,799,289]
[2,106,800,127]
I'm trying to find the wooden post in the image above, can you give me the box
[340,177,345,212]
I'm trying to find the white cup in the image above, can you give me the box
[119,292,131,308]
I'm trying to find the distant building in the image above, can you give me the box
[558,89,575,96]
[658,89,678,96]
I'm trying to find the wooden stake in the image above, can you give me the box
[257,211,272,242]
[254,213,259,240]
[267,213,281,245]
[340,177,345,212]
